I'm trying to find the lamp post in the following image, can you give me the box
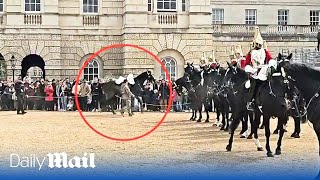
[9,55,16,81]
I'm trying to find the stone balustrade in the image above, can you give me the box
[213,24,320,37]
[24,14,42,25]
[83,15,100,26]
[148,12,189,29]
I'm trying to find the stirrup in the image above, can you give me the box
[246,102,254,111]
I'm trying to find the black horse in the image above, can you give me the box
[223,62,254,138]
[204,65,230,130]
[272,53,307,138]
[226,64,290,157]
[100,70,155,114]
[184,63,210,122]
[280,62,320,179]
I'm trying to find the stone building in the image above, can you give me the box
[0,0,319,82]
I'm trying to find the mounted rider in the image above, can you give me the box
[199,51,210,71]
[244,26,274,110]
[208,50,222,74]
[231,44,246,69]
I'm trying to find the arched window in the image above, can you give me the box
[0,54,6,80]
[160,56,176,80]
[83,59,99,81]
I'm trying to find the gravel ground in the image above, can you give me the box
[0,111,318,178]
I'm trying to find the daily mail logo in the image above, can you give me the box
[10,153,96,170]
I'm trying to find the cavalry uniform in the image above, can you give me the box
[244,27,274,110]
[231,45,247,69]
[120,79,135,116]
[244,27,273,80]
[14,77,26,115]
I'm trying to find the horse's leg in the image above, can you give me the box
[205,102,210,123]
[137,97,144,113]
[240,115,248,138]
[220,110,226,131]
[224,110,229,132]
[226,114,242,151]
[263,115,273,157]
[275,116,286,155]
[196,104,202,122]
[253,113,263,151]
[247,112,254,139]
[190,108,194,121]
[291,116,301,138]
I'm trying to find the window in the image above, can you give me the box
[25,0,41,12]
[148,0,152,12]
[83,0,98,13]
[157,0,176,11]
[278,9,289,25]
[245,9,257,25]
[0,0,3,12]
[83,59,99,81]
[160,57,176,80]
[27,67,43,78]
[182,0,186,12]
[310,10,320,25]
[212,9,224,24]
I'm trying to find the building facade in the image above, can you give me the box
[0,0,318,82]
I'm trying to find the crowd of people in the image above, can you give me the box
[0,75,192,113]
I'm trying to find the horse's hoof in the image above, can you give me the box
[196,120,201,123]
[260,126,264,129]
[226,145,232,151]
[275,149,281,155]
[294,134,300,138]
[273,130,278,134]
[284,129,288,132]
[240,135,246,139]
[220,127,225,131]
[205,120,209,123]
[267,152,274,157]
[224,128,229,132]
[247,135,253,139]
[257,147,263,151]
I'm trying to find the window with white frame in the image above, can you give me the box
[83,59,100,81]
[160,57,176,80]
[212,9,224,24]
[310,10,320,25]
[245,9,257,25]
[157,0,176,12]
[148,0,152,12]
[278,9,289,25]
[0,0,3,12]
[25,0,41,12]
[83,0,98,13]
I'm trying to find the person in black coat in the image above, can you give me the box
[91,78,102,111]
[158,79,169,112]
[14,76,26,115]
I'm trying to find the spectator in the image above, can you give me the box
[91,77,102,112]
[44,82,54,111]
[60,80,68,111]
[172,88,178,112]
[158,79,169,112]
[79,79,90,111]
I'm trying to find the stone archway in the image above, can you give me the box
[154,49,185,81]
[21,54,45,79]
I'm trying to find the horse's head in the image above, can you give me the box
[146,70,155,82]
[184,62,194,77]
[277,53,293,69]
[224,61,247,85]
